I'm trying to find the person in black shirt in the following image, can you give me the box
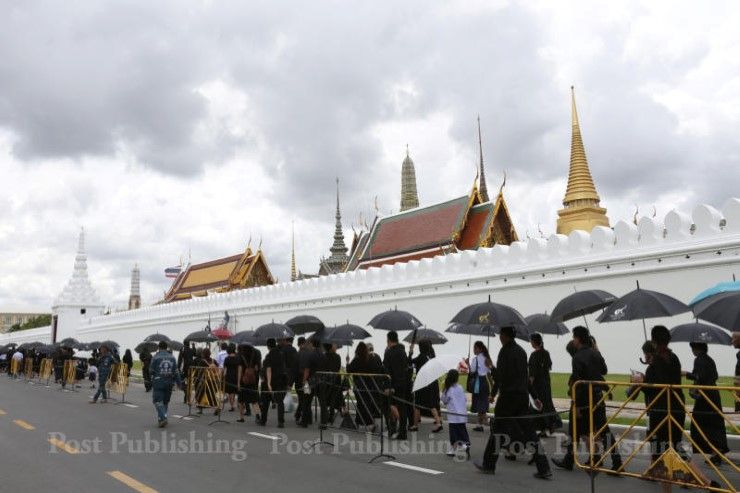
[280,337,299,396]
[317,343,342,427]
[222,345,240,412]
[347,342,385,430]
[296,338,320,426]
[383,331,411,440]
[475,326,552,480]
[259,338,287,428]
[122,350,133,376]
[140,350,152,392]
[178,343,196,403]
[552,326,622,472]
[528,333,561,436]
[684,342,728,463]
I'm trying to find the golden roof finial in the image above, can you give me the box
[290,221,297,282]
[563,85,600,205]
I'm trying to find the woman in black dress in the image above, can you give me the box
[411,340,442,432]
[237,344,261,423]
[528,333,562,436]
[222,344,240,412]
[347,342,384,430]
[122,349,133,376]
[684,342,729,464]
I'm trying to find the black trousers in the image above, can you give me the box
[562,402,622,468]
[482,395,550,474]
[260,389,286,425]
[391,386,410,437]
[296,385,314,425]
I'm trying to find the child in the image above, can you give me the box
[440,369,470,459]
[88,358,97,389]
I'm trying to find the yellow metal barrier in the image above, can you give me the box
[187,366,224,410]
[9,358,21,378]
[106,363,130,403]
[39,358,53,384]
[572,380,738,492]
[24,357,34,381]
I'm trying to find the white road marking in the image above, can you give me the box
[173,415,194,420]
[248,432,280,440]
[123,404,139,408]
[384,461,444,475]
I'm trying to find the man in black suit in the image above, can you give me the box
[383,331,411,440]
[475,326,552,479]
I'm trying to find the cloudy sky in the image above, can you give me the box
[1,0,738,311]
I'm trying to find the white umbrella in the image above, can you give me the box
[412,354,462,392]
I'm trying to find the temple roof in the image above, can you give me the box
[458,202,494,250]
[163,248,274,302]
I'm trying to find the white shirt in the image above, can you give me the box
[471,353,490,376]
[216,350,228,368]
[441,384,468,424]
[12,351,23,362]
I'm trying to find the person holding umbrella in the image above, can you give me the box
[683,342,729,464]
[468,341,493,432]
[140,348,153,392]
[474,326,552,479]
[259,338,288,428]
[411,340,443,433]
[383,331,411,440]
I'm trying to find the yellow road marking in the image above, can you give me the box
[0,408,6,415]
[107,471,158,493]
[48,437,79,454]
[13,419,35,430]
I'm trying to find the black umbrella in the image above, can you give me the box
[596,282,690,339]
[185,330,219,343]
[135,341,158,353]
[691,291,740,331]
[73,342,90,350]
[445,323,498,359]
[100,340,120,350]
[231,330,260,346]
[168,341,184,351]
[37,344,56,355]
[144,333,171,342]
[669,322,732,345]
[59,337,79,347]
[550,290,617,323]
[450,296,527,328]
[322,324,371,345]
[368,307,423,332]
[254,322,294,341]
[87,341,102,350]
[524,314,570,336]
[285,315,325,334]
[403,328,448,345]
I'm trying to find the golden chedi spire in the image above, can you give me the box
[556,86,610,235]
[290,221,297,282]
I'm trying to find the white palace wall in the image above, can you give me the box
[6,199,740,375]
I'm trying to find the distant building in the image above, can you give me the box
[163,245,274,302]
[128,263,141,310]
[0,312,50,333]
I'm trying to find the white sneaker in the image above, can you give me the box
[446,444,456,457]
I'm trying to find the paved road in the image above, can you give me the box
[0,377,736,493]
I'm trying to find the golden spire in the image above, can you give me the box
[563,86,600,204]
[556,86,609,234]
[290,221,297,282]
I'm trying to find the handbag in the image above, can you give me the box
[240,356,257,386]
[466,357,478,393]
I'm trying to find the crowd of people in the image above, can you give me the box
[4,325,738,485]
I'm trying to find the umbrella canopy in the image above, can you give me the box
[86,341,102,350]
[321,324,371,345]
[690,280,740,305]
[550,290,617,322]
[144,333,171,342]
[254,322,294,341]
[135,341,158,353]
[412,354,462,392]
[368,308,423,331]
[445,323,495,336]
[211,327,234,340]
[691,291,740,331]
[524,314,570,336]
[168,341,184,351]
[37,344,57,355]
[59,337,79,347]
[596,287,690,323]
[669,322,732,345]
[450,298,526,328]
[404,328,448,345]
[100,340,120,350]
[185,330,219,343]
[73,342,90,350]
[231,330,259,346]
[285,315,325,334]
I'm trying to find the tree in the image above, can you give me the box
[9,323,21,332]
[21,314,52,330]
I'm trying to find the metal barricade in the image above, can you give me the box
[106,363,130,404]
[186,366,226,424]
[24,358,34,381]
[9,358,21,378]
[62,359,77,391]
[572,380,739,493]
[310,371,395,463]
[39,358,53,386]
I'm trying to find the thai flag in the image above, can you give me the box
[165,266,181,278]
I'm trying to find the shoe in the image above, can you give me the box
[229,407,235,412]
[89,399,97,404]
[158,419,166,428]
[408,425,419,432]
[255,414,261,424]
[504,453,517,461]
[533,470,553,480]
[432,424,443,433]
[473,461,495,474]
[709,455,724,466]
[473,426,484,432]
[551,458,573,471]
[101,399,108,403]
[277,422,285,428]
[237,418,245,423]
[446,445,456,457]
[393,433,408,441]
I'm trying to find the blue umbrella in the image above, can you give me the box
[689,279,740,305]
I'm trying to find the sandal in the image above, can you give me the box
[432,424,443,433]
